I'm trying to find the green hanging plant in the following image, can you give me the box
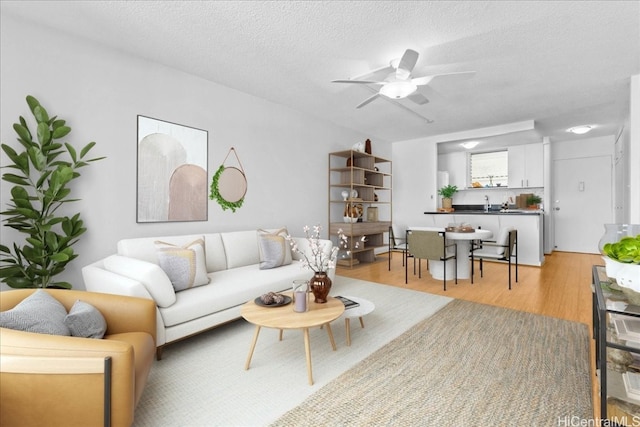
[209,165,244,212]
[0,95,105,289]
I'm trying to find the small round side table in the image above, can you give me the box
[339,296,375,346]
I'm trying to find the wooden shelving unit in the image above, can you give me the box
[328,150,391,267]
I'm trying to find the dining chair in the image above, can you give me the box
[470,227,518,289]
[388,225,408,270]
[405,229,457,290]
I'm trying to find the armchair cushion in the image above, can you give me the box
[0,290,70,336]
[64,300,107,339]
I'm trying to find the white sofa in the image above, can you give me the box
[82,229,335,359]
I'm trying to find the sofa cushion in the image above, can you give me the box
[202,233,227,273]
[0,290,71,336]
[64,300,107,339]
[158,263,309,328]
[118,234,205,264]
[221,230,261,269]
[155,239,209,291]
[257,228,293,270]
[103,255,177,308]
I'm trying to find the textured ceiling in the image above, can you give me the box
[2,1,639,148]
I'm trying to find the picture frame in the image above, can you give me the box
[137,115,208,223]
[366,207,378,222]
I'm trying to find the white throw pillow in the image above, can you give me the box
[257,228,293,269]
[103,255,177,307]
[155,239,210,292]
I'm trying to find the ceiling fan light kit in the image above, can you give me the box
[332,48,475,110]
[380,81,417,99]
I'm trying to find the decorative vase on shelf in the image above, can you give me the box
[310,272,332,303]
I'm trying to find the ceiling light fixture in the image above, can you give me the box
[379,81,417,99]
[567,125,593,135]
[461,141,480,149]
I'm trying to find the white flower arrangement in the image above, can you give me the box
[286,225,351,273]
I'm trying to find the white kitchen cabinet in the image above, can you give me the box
[508,143,543,188]
[498,214,544,266]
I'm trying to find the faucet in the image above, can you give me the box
[484,195,490,212]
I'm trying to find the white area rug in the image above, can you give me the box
[133,277,452,426]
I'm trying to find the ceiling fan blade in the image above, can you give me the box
[356,93,381,109]
[332,79,385,85]
[387,98,434,124]
[412,71,476,86]
[396,49,419,79]
[407,92,429,105]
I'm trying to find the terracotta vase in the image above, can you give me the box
[310,272,332,303]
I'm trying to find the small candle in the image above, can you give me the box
[294,291,307,312]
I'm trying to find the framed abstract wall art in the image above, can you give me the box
[137,116,208,222]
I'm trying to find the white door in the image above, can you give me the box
[553,155,613,253]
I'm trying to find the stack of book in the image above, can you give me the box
[335,296,359,309]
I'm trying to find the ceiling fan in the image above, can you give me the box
[332,49,476,109]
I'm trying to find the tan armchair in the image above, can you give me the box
[0,289,156,427]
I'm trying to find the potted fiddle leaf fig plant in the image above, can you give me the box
[438,185,458,210]
[0,95,105,289]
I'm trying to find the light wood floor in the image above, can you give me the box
[336,250,603,418]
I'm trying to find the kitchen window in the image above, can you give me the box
[468,150,508,188]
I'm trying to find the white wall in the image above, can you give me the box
[0,14,388,290]
[391,137,438,233]
[629,74,640,223]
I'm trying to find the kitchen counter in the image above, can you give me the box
[424,209,543,215]
[420,211,545,266]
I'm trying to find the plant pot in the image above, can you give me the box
[442,198,452,209]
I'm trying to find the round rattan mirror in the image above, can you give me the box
[217,166,247,203]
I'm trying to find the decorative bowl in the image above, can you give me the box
[343,216,358,223]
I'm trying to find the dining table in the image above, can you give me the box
[408,226,493,280]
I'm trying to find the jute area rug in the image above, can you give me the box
[273,299,593,427]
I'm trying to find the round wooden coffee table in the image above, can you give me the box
[241,293,344,385]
